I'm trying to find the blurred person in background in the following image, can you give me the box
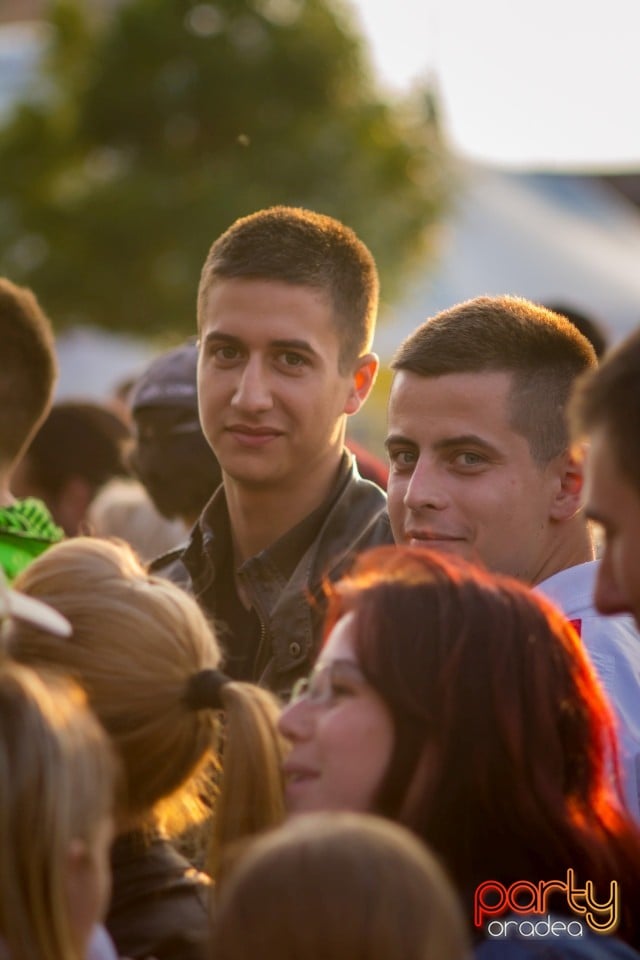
[0,277,63,581]
[542,301,609,359]
[570,327,640,630]
[127,340,222,530]
[87,477,187,563]
[12,400,131,537]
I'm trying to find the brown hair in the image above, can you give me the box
[322,545,640,943]
[569,326,640,492]
[392,295,597,464]
[0,278,57,467]
[0,661,116,960]
[9,537,285,870]
[197,206,379,372]
[213,812,470,960]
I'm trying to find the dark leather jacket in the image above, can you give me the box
[106,831,212,960]
[150,453,392,696]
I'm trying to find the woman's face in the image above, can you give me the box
[278,612,394,815]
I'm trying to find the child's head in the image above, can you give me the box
[213,812,469,960]
[0,661,116,960]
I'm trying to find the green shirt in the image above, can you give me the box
[0,497,64,582]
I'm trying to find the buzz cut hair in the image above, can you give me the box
[197,206,379,373]
[392,295,597,464]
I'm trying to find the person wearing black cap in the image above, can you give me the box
[151,207,392,697]
[128,340,222,529]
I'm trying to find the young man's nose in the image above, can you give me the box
[231,357,273,413]
[403,459,449,511]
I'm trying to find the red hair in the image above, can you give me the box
[323,547,640,944]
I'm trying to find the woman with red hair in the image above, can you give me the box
[279,546,640,954]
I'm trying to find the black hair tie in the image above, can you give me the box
[185,669,231,711]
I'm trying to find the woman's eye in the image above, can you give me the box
[328,681,354,700]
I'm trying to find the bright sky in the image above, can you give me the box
[348,0,640,171]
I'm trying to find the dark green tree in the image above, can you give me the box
[0,0,448,338]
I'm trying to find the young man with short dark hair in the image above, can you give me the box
[153,207,391,694]
[386,295,640,818]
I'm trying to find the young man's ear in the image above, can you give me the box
[549,447,585,521]
[343,353,379,416]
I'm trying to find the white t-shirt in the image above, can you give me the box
[538,561,640,820]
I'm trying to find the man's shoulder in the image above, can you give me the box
[313,471,392,580]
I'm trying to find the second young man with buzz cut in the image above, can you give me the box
[385,294,640,820]
[152,206,392,695]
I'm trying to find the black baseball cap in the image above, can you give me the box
[130,340,199,414]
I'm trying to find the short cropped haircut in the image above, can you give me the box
[197,206,379,372]
[0,278,57,465]
[569,326,640,492]
[392,296,597,464]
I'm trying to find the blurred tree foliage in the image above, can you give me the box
[0,0,449,338]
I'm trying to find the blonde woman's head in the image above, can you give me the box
[10,536,285,854]
[10,537,221,831]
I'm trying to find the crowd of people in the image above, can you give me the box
[1,204,640,960]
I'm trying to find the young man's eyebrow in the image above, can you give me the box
[432,434,501,455]
[202,331,241,347]
[384,433,416,451]
[270,338,318,357]
[201,332,318,356]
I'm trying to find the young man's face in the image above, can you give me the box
[386,370,562,584]
[584,426,640,629]
[198,278,370,492]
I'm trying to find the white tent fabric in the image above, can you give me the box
[375,163,640,360]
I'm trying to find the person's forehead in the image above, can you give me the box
[201,277,342,353]
[388,369,515,426]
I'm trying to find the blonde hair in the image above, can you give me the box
[213,812,470,960]
[0,660,115,960]
[9,537,285,868]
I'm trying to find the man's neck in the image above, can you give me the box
[224,453,344,563]
[531,516,595,586]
